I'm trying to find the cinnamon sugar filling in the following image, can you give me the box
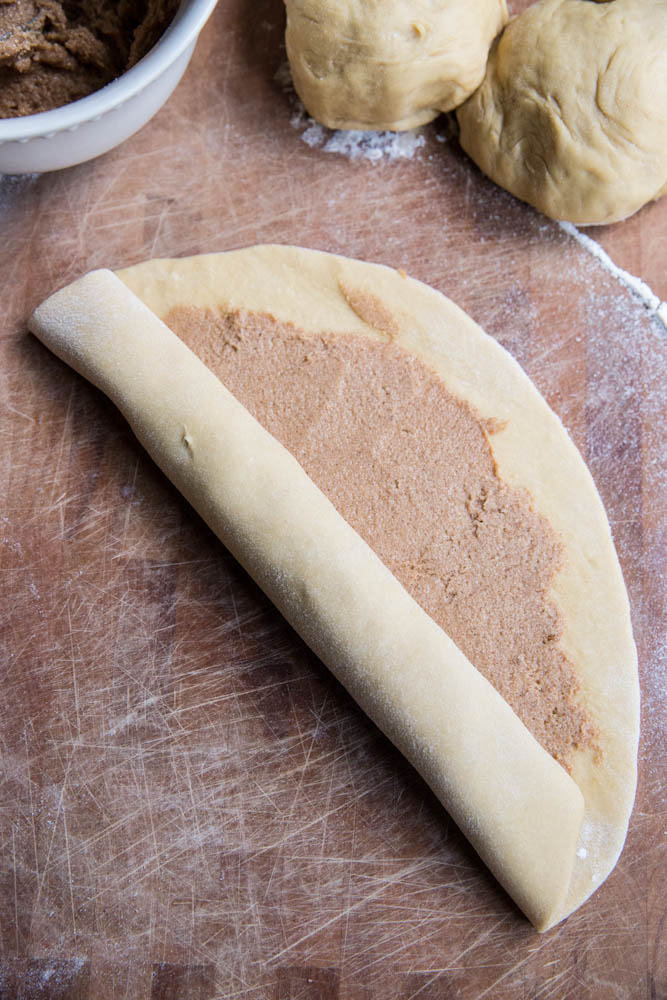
[166,305,597,770]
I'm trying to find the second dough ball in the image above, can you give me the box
[285,0,507,132]
[457,0,667,225]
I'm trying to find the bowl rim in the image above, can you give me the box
[0,0,219,142]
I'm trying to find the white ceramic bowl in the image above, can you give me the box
[0,0,218,175]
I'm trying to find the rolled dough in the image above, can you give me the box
[29,246,639,931]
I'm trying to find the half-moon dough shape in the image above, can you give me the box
[29,246,639,931]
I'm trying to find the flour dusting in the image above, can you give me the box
[559,221,667,330]
[0,173,39,216]
[276,62,427,164]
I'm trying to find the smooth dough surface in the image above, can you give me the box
[457,0,667,224]
[285,0,507,130]
[30,246,639,930]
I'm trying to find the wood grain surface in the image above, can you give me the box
[1,2,666,998]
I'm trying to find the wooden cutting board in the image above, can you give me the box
[1,2,665,997]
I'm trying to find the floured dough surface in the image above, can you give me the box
[285,0,507,130]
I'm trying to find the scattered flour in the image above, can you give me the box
[0,172,39,214]
[277,61,666,314]
[559,221,667,331]
[276,61,427,164]
[300,119,427,163]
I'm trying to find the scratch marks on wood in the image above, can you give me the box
[11,826,19,952]
[61,808,77,940]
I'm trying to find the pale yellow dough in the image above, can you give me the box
[29,246,639,931]
[285,0,507,131]
[457,0,667,224]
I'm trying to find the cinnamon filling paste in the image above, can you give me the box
[167,305,597,770]
[0,0,180,118]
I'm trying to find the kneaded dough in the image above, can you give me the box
[457,0,667,225]
[29,247,639,931]
[285,0,507,131]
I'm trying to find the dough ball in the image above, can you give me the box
[457,0,667,225]
[284,0,507,132]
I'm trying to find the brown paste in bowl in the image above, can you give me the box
[0,0,180,118]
